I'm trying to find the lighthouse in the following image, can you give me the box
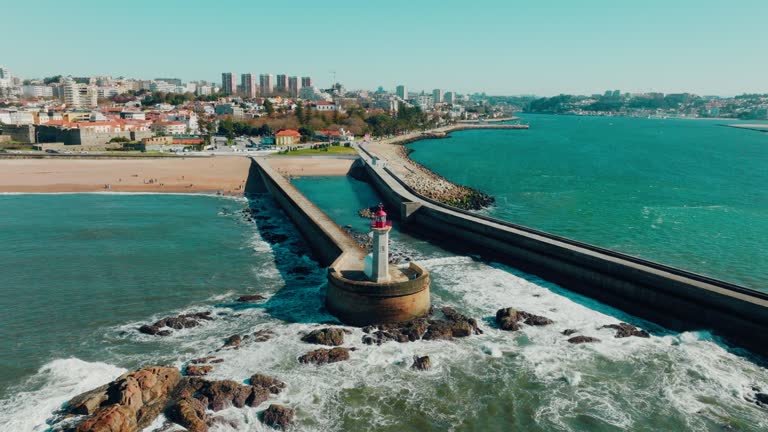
[367,204,392,282]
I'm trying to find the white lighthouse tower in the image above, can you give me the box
[366,204,391,282]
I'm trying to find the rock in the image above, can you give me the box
[567,336,600,344]
[298,347,350,365]
[210,358,225,364]
[441,307,483,335]
[189,356,215,364]
[236,294,266,302]
[262,404,295,430]
[222,334,242,349]
[422,320,455,341]
[495,307,553,330]
[756,393,768,405]
[185,365,213,376]
[138,312,213,336]
[561,329,578,336]
[600,322,650,338]
[411,355,431,371]
[250,374,286,394]
[194,379,266,411]
[67,366,182,432]
[252,329,275,342]
[166,397,209,432]
[518,311,554,326]
[301,328,345,346]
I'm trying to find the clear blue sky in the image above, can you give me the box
[4,0,767,96]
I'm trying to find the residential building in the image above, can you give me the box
[155,78,182,86]
[396,85,407,100]
[196,84,212,96]
[444,91,455,104]
[299,86,332,102]
[301,76,312,88]
[240,73,257,98]
[432,89,443,104]
[149,81,177,93]
[214,104,245,119]
[288,76,299,97]
[275,129,301,146]
[312,101,338,112]
[120,110,146,120]
[415,94,434,111]
[62,78,98,108]
[221,72,236,95]
[151,121,187,136]
[276,74,288,92]
[22,85,54,98]
[260,74,274,96]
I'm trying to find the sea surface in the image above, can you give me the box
[1,186,767,431]
[407,114,768,290]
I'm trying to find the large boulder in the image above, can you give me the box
[298,347,350,365]
[138,312,213,336]
[66,366,182,432]
[236,294,265,302]
[518,311,554,326]
[185,365,213,376]
[194,379,267,411]
[250,374,286,394]
[262,404,295,430]
[411,355,431,371]
[495,307,553,331]
[300,328,346,346]
[222,334,242,349]
[600,322,650,338]
[567,336,600,344]
[166,397,209,432]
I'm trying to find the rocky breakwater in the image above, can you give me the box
[54,365,292,432]
[361,306,483,345]
[395,146,494,211]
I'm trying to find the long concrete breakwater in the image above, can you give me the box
[356,144,768,358]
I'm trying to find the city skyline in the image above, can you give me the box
[3,0,768,96]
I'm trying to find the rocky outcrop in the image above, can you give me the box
[189,356,223,365]
[300,328,346,346]
[185,365,213,377]
[362,307,481,345]
[166,397,208,432]
[66,366,182,432]
[221,334,242,349]
[600,322,650,338]
[252,329,275,342]
[250,374,286,394]
[236,294,265,302]
[567,336,600,344]
[495,307,553,331]
[756,393,768,406]
[63,366,287,432]
[262,404,295,430]
[298,347,350,365]
[138,312,213,336]
[412,355,431,371]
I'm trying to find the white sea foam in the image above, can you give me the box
[0,358,125,432]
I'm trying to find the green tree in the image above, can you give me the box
[264,99,275,117]
[298,126,315,142]
[295,102,305,125]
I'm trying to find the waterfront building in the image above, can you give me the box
[396,85,407,100]
[288,76,299,97]
[432,89,443,104]
[221,72,236,95]
[260,74,274,96]
[240,73,257,98]
[275,128,301,146]
[276,74,288,92]
[301,76,312,88]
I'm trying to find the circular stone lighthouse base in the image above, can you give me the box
[326,262,431,326]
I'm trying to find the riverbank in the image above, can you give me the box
[0,157,251,195]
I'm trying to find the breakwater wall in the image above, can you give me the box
[358,145,768,358]
[248,157,432,325]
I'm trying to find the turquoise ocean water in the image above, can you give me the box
[408,114,768,289]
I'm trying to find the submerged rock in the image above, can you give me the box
[138,312,213,336]
[561,329,578,336]
[600,322,650,338]
[567,336,600,344]
[250,374,286,394]
[519,311,554,326]
[298,347,350,365]
[301,327,346,346]
[412,355,431,371]
[252,329,275,342]
[262,404,295,429]
[236,294,266,302]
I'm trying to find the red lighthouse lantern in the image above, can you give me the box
[372,204,391,229]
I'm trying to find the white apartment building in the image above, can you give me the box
[22,85,54,98]
[63,79,98,108]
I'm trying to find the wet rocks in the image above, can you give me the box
[189,356,222,365]
[600,322,650,338]
[300,327,346,346]
[250,374,286,394]
[65,366,182,432]
[138,312,213,336]
[262,404,295,430]
[755,393,768,406]
[357,206,375,219]
[252,329,275,342]
[236,294,266,302]
[166,397,208,432]
[362,307,480,345]
[412,355,431,371]
[495,307,553,331]
[185,365,213,376]
[222,334,242,349]
[561,329,578,336]
[298,347,350,365]
[567,336,601,344]
[193,379,269,411]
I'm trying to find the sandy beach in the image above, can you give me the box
[267,156,356,177]
[0,156,252,195]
